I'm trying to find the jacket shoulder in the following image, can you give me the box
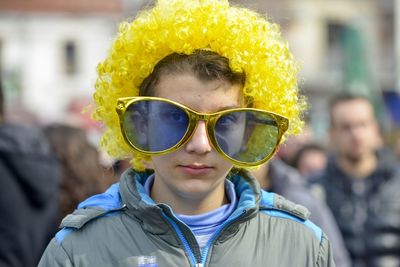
[260,190,310,220]
[55,205,126,244]
[60,207,118,229]
[259,190,323,241]
[55,183,125,244]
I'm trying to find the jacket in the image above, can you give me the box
[39,168,335,267]
[0,123,60,267]
[267,159,351,267]
[310,152,400,267]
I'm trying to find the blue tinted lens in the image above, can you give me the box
[215,110,279,163]
[123,100,189,152]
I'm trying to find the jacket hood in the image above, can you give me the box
[78,169,262,217]
[58,167,317,247]
[0,124,60,207]
[120,168,262,212]
[70,167,265,247]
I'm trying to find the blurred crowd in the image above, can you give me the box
[1,76,400,267]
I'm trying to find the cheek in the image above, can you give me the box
[150,147,191,168]
[219,157,234,171]
[366,131,381,148]
[332,131,349,145]
[151,153,174,170]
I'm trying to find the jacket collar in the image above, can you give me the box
[118,168,262,235]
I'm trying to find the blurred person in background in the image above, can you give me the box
[111,159,132,183]
[385,129,400,162]
[0,81,60,267]
[310,93,400,267]
[277,115,315,166]
[251,159,351,267]
[43,124,110,224]
[292,143,328,178]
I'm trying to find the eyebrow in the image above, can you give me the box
[215,104,242,111]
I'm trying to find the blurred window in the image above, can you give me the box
[326,23,346,72]
[64,41,77,75]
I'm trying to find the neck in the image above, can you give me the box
[251,164,271,190]
[337,153,378,179]
[151,180,228,215]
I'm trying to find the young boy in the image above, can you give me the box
[39,1,335,266]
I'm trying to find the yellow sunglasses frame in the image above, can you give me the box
[116,96,289,167]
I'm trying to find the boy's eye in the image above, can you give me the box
[170,111,186,123]
[160,108,188,124]
[219,114,238,124]
[216,113,241,130]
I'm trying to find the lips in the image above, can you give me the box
[184,164,212,169]
[178,163,214,175]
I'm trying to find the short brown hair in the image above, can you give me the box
[139,50,246,96]
[329,93,373,127]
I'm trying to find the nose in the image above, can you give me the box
[185,121,212,154]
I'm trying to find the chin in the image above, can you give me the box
[179,180,219,196]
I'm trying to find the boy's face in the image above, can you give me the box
[149,73,243,213]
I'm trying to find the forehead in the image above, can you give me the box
[153,73,244,111]
[331,99,375,125]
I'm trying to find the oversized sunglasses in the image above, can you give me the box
[116,97,289,167]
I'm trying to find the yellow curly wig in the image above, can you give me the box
[93,0,307,170]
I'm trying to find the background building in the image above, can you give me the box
[0,0,124,123]
[0,0,398,139]
[232,0,398,138]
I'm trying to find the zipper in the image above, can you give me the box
[161,206,249,266]
[161,212,198,267]
[199,209,247,266]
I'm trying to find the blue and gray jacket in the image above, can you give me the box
[39,168,335,267]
